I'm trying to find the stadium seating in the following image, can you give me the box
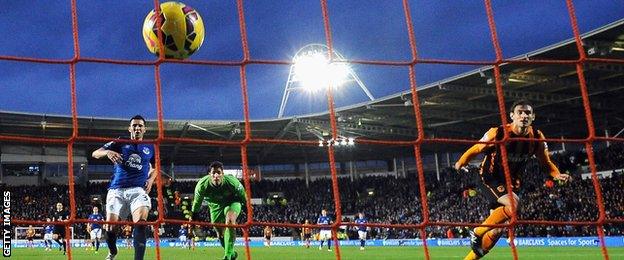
[4,145,622,239]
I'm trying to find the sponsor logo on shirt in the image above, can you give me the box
[126,154,143,171]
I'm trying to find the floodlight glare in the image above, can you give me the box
[293,51,350,91]
[278,44,375,118]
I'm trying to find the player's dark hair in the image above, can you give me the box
[130,115,146,124]
[209,161,224,170]
[510,99,532,112]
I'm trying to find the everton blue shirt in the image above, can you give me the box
[317,215,331,230]
[102,137,155,189]
[88,213,104,229]
[355,217,368,231]
[44,225,54,234]
[179,227,188,236]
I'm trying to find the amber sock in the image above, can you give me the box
[474,206,511,236]
[482,230,503,251]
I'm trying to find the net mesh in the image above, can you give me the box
[2,0,623,259]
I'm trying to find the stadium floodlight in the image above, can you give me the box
[278,44,375,118]
[292,52,350,92]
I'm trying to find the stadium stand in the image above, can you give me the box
[4,143,622,241]
[1,1,623,257]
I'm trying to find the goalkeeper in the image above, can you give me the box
[190,161,247,260]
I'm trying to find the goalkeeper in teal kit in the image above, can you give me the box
[190,161,247,260]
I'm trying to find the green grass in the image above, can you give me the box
[11,246,624,259]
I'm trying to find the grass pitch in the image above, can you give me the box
[11,246,624,259]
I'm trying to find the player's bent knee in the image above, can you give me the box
[503,205,515,217]
[225,212,238,224]
[490,228,503,236]
[226,210,238,218]
[132,206,150,222]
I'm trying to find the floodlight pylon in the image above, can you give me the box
[278,44,374,118]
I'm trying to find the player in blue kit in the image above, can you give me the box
[179,224,189,249]
[87,206,105,253]
[317,209,333,251]
[354,212,369,250]
[43,218,54,251]
[92,115,157,260]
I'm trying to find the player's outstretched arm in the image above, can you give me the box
[455,127,497,171]
[536,131,571,183]
[92,147,122,164]
[455,145,483,171]
[552,173,571,182]
[145,165,158,193]
[190,177,208,219]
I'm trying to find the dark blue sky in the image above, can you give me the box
[1,1,622,121]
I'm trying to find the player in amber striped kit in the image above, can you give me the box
[455,100,570,259]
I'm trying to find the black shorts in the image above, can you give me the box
[54,225,66,237]
[303,234,311,239]
[479,179,518,210]
[265,236,271,241]
[27,237,33,241]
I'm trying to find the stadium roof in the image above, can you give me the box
[1,19,624,166]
